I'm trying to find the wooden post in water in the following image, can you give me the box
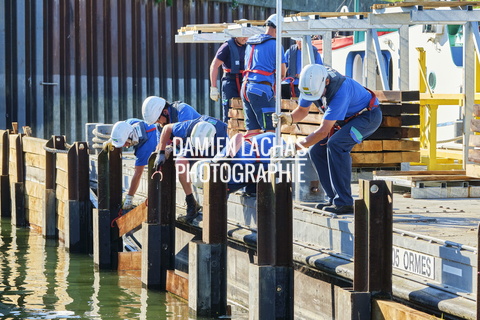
[356,179,393,297]
[141,153,176,289]
[189,163,228,317]
[93,147,122,269]
[43,136,66,238]
[250,170,294,320]
[0,130,11,218]
[65,142,91,253]
[9,133,26,226]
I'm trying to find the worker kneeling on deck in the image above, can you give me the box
[153,115,228,224]
[273,64,382,214]
[104,119,159,210]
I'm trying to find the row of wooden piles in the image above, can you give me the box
[467,104,480,177]
[228,91,421,167]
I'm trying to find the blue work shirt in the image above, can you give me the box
[244,34,286,85]
[125,118,159,167]
[299,77,379,121]
[168,102,201,122]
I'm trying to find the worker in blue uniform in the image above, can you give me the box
[210,36,248,122]
[142,96,201,127]
[282,37,323,99]
[242,14,286,135]
[104,119,159,210]
[273,64,382,214]
[154,115,228,223]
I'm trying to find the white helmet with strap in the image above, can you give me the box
[142,96,166,125]
[190,121,216,151]
[111,121,134,148]
[265,14,278,28]
[298,64,329,101]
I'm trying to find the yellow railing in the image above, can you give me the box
[416,47,480,170]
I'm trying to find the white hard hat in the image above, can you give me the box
[190,121,217,151]
[299,64,329,101]
[111,121,134,148]
[142,96,166,125]
[189,160,210,189]
[265,14,278,28]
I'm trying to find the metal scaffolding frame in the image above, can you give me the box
[175,2,480,169]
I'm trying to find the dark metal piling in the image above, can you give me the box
[189,163,228,317]
[10,133,25,227]
[250,170,294,320]
[141,153,176,289]
[0,130,11,218]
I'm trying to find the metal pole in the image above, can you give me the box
[275,0,283,146]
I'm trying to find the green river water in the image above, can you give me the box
[0,218,194,320]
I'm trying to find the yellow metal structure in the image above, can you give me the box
[416,47,480,170]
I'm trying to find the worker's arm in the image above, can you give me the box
[297,119,336,149]
[156,124,174,152]
[290,105,310,123]
[280,63,287,79]
[128,165,145,196]
[209,57,224,88]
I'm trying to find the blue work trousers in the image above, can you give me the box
[221,78,241,122]
[309,107,382,206]
[241,82,275,131]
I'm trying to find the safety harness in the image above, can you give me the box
[242,36,276,102]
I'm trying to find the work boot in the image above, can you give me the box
[315,201,332,210]
[178,194,202,223]
[323,205,354,214]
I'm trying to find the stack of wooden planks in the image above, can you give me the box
[467,104,480,178]
[227,90,421,167]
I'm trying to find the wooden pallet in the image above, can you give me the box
[228,91,421,166]
[373,170,480,198]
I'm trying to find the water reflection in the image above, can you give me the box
[0,218,190,319]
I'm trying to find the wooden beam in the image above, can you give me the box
[115,201,147,237]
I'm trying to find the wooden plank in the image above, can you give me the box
[468,148,480,163]
[292,11,369,18]
[25,166,46,184]
[409,175,480,182]
[228,109,244,119]
[352,140,383,152]
[25,180,45,199]
[166,270,189,300]
[470,119,480,133]
[118,251,142,271]
[381,116,402,127]
[369,127,420,140]
[466,163,480,178]
[56,153,68,172]
[351,152,384,164]
[56,169,69,189]
[474,104,480,117]
[230,98,243,109]
[374,170,466,177]
[22,137,48,155]
[382,140,420,151]
[372,1,479,9]
[469,134,480,147]
[401,151,421,163]
[373,91,419,103]
[116,201,148,237]
[25,153,47,170]
[373,299,442,320]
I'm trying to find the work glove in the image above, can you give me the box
[102,139,113,151]
[122,194,134,210]
[272,112,293,127]
[210,87,220,102]
[154,151,166,170]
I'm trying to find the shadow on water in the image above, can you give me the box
[0,218,196,320]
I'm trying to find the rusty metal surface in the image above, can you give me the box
[0,0,289,143]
